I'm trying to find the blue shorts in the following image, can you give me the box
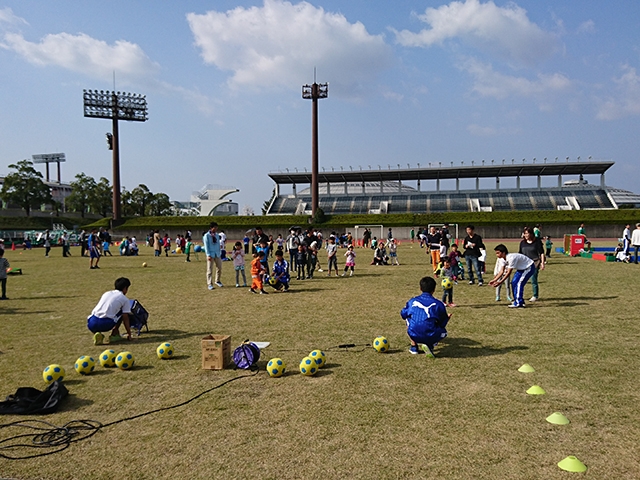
[409,329,447,348]
[89,246,100,259]
[87,315,117,333]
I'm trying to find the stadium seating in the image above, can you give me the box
[268,187,616,215]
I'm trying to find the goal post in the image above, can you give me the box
[354,225,384,247]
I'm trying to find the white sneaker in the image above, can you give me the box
[215,282,224,288]
[529,296,538,302]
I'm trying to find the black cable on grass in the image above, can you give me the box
[0,370,259,460]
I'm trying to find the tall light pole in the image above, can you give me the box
[302,75,328,217]
[83,89,147,224]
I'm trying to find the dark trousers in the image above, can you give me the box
[244,243,249,254]
[1,278,6,298]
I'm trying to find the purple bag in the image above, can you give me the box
[233,342,260,369]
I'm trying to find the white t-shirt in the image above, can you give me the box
[506,253,534,271]
[494,257,507,275]
[90,290,131,320]
[326,243,337,257]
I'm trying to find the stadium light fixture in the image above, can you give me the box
[83,88,148,223]
[302,72,328,217]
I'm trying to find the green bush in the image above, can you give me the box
[83,208,640,232]
[0,216,84,230]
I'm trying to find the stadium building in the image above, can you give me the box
[266,159,640,215]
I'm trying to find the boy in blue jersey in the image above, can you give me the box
[400,276,451,358]
[270,250,290,291]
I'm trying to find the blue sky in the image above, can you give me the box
[1,0,639,213]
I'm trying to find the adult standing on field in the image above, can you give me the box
[622,224,631,257]
[204,222,223,290]
[632,223,640,264]
[463,225,485,286]
[426,226,442,273]
[252,226,269,255]
[519,226,545,302]
[152,230,162,257]
[441,223,451,255]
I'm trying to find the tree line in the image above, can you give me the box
[1,159,172,217]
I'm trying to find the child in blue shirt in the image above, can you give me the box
[256,240,270,273]
[271,250,290,292]
[400,276,451,357]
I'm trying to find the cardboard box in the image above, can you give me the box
[202,335,231,370]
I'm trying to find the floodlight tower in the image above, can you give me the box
[302,73,328,217]
[83,89,148,223]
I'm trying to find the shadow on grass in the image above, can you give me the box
[436,337,528,358]
[61,394,94,411]
[543,296,618,301]
[16,295,77,300]
[113,330,211,345]
[0,308,54,315]
[284,288,325,293]
[322,363,341,369]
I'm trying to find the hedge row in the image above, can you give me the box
[0,216,87,230]
[79,208,640,232]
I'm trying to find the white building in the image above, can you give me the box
[187,185,239,216]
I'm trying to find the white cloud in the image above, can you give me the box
[1,29,218,115]
[0,7,28,26]
[1,32,160,82]
[461,58,571,99]
[187,0,393,96]
[393,0,557,65]
[596,64,640,120]
[577,20,595,34]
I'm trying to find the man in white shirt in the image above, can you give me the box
[87,277,133,345]
[622,224,631,257]
[489,245,535,308]
[631,223,640,265]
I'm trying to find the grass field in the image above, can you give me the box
[1,240,639,479]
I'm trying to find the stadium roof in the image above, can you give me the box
[268,160,614,184]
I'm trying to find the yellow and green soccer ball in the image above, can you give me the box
[156,342,174,359]
[74,356,96,375]
[309,349,326,368]
[441,277,453,290]
[115,351,135,370]
[373,336,389,353]
[299,356,318,376]
[43,364,65,383]
[99,349,117,367]
[266,358,286,377]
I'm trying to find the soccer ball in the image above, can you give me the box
[299,356,318,376]
[115,351,135,370]
[309,349,326,368]
[268,276,277,286]
[157,342,174,359]
[43,364,65,383]
[194,245,202,253]
[442,278,453,290]
[142,262,147,268]
[176,247,182,255]
[74,356,96,375]
[266,358,286,377]
[373,336,389,353]
[99,349,117,367]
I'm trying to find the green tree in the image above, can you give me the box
[129,184,153,216]
[148,193,173,216]
[0,160,52,216]
[67,173,97,218]
[91,177,112,218]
